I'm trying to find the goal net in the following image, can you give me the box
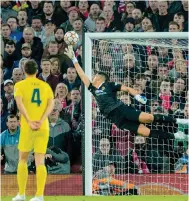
[84,33,188,196]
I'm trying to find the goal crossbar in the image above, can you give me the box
[85,32,188,39]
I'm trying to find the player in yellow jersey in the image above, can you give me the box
[13,60,54,201]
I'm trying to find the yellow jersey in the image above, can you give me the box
[14,77,54,130]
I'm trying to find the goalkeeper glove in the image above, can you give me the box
[64,46,78,64]
[134,94,147,104]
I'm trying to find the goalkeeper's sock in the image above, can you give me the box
[36,165,47,196]
[153,114,176,123]
[149,129,175,139]
[176,118,189,125]
[17,161,28,195]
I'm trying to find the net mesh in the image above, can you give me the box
[91,37,188,195]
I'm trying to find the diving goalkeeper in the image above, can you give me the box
[64,46,187,140]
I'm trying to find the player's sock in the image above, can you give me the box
[149,130,175,139]
[176,118,189,125]
[153,114,176,123]
[36,165,47,196]
[17,161,28,195]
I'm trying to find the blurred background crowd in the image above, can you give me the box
[0,0,188,177]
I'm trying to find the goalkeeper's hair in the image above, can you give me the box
[24,59,38,75]
[96,71,109,82]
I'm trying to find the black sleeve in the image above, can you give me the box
[88,83,96,94]
[109,82,122,92]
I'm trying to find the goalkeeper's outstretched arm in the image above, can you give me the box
[120,85,139,96]
[64,46,90,88]
[120,85,147,104]
[73,62,91,88]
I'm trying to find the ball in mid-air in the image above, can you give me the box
[64,31,79,46]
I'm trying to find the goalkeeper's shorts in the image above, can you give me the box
[108,104,141,133]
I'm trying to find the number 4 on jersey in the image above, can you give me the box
[31,88,42,106]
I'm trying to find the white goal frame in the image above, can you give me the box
[84,32,188,196]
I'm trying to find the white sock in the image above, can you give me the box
[176,119,189,125]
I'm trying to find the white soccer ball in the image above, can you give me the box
[64,31,79,46]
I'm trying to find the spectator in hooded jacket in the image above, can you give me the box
[1,114,20,173]
[45,146,70,174]
[48,105,72,161]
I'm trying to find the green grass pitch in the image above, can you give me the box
[1,196,188,201]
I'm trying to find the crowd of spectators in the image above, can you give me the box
[0,0,188,177]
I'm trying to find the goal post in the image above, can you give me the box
[84,35,93,196]
[84,32,188,196]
